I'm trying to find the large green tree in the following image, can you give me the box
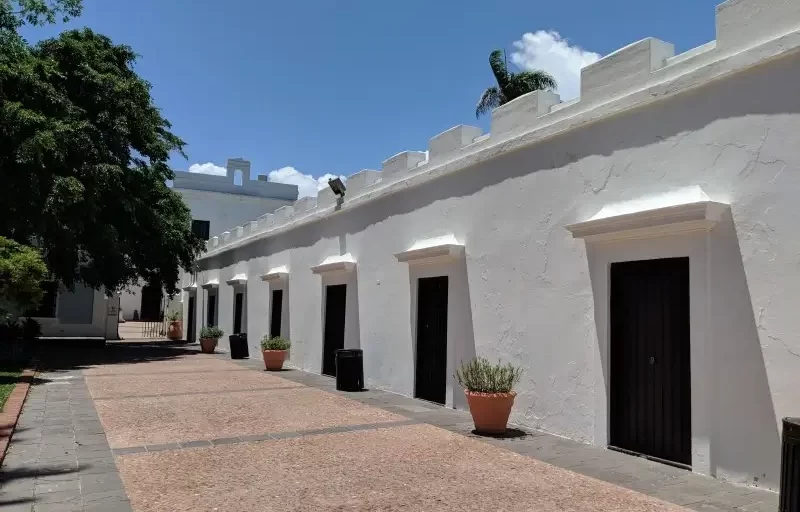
[475,50,557,118]
[0,1,204,296]
[0,0,81,31]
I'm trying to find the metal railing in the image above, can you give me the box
[140,317,168,339]
[139,295,169,339]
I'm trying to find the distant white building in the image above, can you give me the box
[29,283,120,340]
[118,158,298,322]
[29,158,298,340]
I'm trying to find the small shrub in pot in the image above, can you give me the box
[260,336,290,370]
[199,326,224,354]
[456,357,522,434]
[166,311,183,340]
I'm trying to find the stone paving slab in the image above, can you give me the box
[109,419,420,456]
[224,356,779,512]
[1,343,779,512]
[0,370,132,512]
[115,424,684,512]
[82,356,237,376]
[94,378,406,448]
[85,368,298,399]
[0,370,36,470]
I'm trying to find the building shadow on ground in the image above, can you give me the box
[29,339,202,374]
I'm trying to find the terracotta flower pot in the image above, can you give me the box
[200,337,218,354]
[262,349,287,371]
[465,390,517,434]
[167,320,183,340]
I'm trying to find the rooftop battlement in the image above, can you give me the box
[173,158,298,201]
[201,0,800,258]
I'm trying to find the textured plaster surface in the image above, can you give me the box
[86,368,294,399]
[96,386,404,448]
[190,1,800,490]
[116,424,684,512]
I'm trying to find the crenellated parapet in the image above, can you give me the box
[580,38,675,103]
[202,0,800,258]
[381,151,428,176]
[173,158,298,201]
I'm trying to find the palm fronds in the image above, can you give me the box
[476,50,558,118]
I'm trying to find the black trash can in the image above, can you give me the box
[229,333,249,360]
[335,349,364,392]
[781,417,800,512]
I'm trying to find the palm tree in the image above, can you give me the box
[475,50,557,118]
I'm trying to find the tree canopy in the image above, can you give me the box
[476,50,557,118]
[0,2,204,296]
[0,0,81,31]
[0,236,48,317]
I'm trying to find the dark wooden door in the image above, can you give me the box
[270,289,283,338]
[187,296,195,343]
[140,285,162,321]
[610,257,691,467]
[415,276,449,405]
[233,292,244,334]
[322,284,347,377]
[207,294,216,327]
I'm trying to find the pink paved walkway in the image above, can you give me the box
[85,353,685,512]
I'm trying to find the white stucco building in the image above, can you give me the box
[119,158,298,321]
[187,0,800,491]
[30,284,120,340]
[33,158,297,340]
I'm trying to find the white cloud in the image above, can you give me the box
[266,167,346,198]
[188,162,227,176]
[510,30,601,101]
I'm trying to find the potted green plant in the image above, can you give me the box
[455,357,523,434]
[260,335,290,370]
[199,326,224,354]
[166,311,183,340]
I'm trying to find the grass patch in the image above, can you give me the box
[0,368,22,412]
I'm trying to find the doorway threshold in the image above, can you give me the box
[608,444,692,471]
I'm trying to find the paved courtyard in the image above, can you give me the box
[0,341,780,511]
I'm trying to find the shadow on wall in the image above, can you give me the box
[584,212,780,490]
[406,257,476,410]
[318,271,361,375]
[709,213,780,489]
[451,257,477,410]
[346,272,361,351]
[198,50,800,266]
[284,285,292,361]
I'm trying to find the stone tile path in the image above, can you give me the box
[226,354,780,512]
[0,341,780,511]
[0,368,130,511]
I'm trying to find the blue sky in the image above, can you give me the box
[23,0,723,197]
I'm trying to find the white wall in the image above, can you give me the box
[118,283,143,322]
[121,187,294,321]
[176,188,292,243]
[192,0,800,490]
[36,287,119,339]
